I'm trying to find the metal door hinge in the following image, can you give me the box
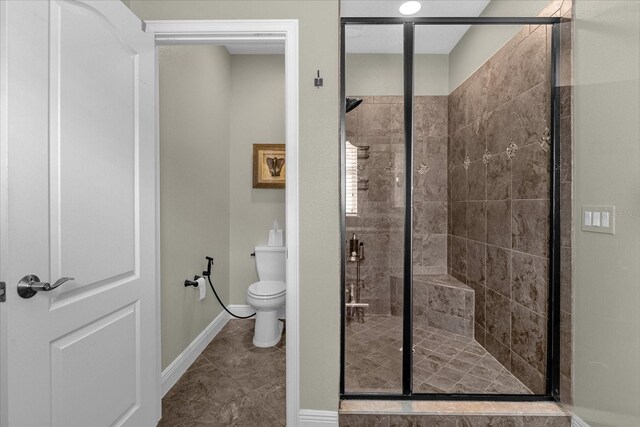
[0,282,5,302]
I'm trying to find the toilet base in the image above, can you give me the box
[253,310,284,347]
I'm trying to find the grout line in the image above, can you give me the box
[199,353,215,367]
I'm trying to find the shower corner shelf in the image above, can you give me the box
[357,145,370,159]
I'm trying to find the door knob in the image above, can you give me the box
[17,275,74,299]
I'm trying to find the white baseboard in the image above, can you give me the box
[227,304,255,317]
[572,415,590,427]
[160,310,229,396]
[299,410,339,426]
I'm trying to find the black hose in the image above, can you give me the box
[206,274,255,319]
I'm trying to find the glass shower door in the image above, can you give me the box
[342,23,406,394]
[411,23,552,395]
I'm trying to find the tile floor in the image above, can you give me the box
[345,315,531,394]
[159,320,285,426]
[159,315,530,426]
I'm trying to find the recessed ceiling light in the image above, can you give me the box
[399,1,421,15]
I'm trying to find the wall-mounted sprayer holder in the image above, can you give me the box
[204,256,214,277]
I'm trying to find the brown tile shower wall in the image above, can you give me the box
[446,24,553,394]
[345,96,448,315]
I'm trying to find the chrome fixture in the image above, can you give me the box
[346,234,368,323]
[17,275,74,299]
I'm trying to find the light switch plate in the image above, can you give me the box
[582,205,615,234]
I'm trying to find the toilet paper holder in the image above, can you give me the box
[184,275,203,288]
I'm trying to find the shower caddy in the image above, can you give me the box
[345,234,368,323]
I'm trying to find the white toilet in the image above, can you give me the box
[246,246,286,347]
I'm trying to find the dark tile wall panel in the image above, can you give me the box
[446,23,553,394]
[345,96,449,315]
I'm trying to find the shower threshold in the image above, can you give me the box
[338,400,570,426]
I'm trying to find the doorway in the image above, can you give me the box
[146,19,300,424]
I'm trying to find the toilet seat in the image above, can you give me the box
[248,280,286,299]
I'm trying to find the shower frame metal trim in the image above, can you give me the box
[339,15,564,402]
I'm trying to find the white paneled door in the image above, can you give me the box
[0,1,158,426]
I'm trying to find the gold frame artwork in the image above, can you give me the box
[253,144,286,189]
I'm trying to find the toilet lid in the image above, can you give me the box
[248,280,286,297]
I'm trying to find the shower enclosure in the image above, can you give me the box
[340,16,568,401]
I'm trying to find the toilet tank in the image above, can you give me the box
[254,246,286,282]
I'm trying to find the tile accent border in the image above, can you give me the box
[506,140,519,159]
[160,310,230,396]
[299,409,339,426]
[482,150,492,166]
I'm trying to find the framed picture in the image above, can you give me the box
[253,144,286,189]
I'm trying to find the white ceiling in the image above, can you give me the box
[211,0,491,55]
[342,0,491,54]
[224,41,284,55]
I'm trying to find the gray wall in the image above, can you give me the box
[158,45,231,369]
[574,1,640,425]
[129,0,340,412]
[346,54,449,96]
[229,55,286,304]
[448,0,551,92]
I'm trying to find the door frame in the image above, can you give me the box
[339,16,563,402]
[144,19,300,426]
[0,2,8,425]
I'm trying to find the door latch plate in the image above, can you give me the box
[0,281,5,302]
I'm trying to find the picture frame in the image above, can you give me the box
[253,144,286,189]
